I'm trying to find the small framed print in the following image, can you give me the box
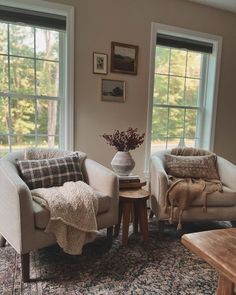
[101,79,125,102]
[93,52,108,74]
[111,42,138,75]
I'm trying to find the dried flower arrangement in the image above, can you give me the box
[101,127,145,152]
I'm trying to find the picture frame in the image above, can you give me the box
[93,52,108,74]
[111,42,139,75]
[101,79,125,102]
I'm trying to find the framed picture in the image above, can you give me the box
[111,42,138,75]
[101,79,125,102]
[93,52,108,74]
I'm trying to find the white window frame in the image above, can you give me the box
[0,0,74,150]
[144,22,222,178]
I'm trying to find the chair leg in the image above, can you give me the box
[107,226,113,247]
[0,234,6,247]
[114,201,123,237]
[231,221,236,227]
[21,253,30,282]
[149,210,154,219]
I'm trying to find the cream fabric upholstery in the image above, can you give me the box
[151,150,236,224]
[33,190,111,230]
[0,150,118,254]
[32,201,50,230]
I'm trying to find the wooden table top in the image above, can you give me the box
[181,228,236,284]
[119,188,150,199]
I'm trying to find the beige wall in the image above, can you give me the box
[49,0,236,176]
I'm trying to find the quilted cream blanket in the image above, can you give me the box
[31,181,98,255]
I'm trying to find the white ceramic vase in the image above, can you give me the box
[111,151,135,176]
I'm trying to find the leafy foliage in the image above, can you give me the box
[0,23,60,155]
[152,46,202,149]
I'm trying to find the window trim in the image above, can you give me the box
[144,22,222,178]
[0,0,75,150]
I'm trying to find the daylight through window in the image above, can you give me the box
[151,41,210,153]
[0,17,65,156]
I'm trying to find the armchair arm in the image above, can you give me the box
[83,158,119,196]
[0,159,35,254]
[217,156,236,191]
[151,155,169,215]
[83,158,119,204]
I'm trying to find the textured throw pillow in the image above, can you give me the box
[165,154,220,180]
[24,147,75,160]
[17,155,83,190]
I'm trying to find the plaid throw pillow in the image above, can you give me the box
[17,155,83,190]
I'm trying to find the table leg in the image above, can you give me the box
[114,201,123,237]
[133,200,139,234]
[138,199,148,242]
[122,201,132,246]
[216,274,234,295]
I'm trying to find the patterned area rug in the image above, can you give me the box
[0,219,231,295]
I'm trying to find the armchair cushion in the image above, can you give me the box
[17,155,83,190]
[191,185,236,207]
[33,190,111,229]
[165,154,219,180]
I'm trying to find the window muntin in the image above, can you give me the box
[151,45,208,153]
[0,21,64,156]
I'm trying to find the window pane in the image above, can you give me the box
[36,60,59,96]
[11,135,36,151]
[0,23,8,54]
[169,77,185,105]
[0,135,10,156]
[170,49,187,76]
[151,138,167,154]
[0,97,10,134]
[37,99,59,136]
[184,109,198,138]
[153,75,168,104]
[168,108,185,138]
[155,46,170,74]
[11,136,35,150]
[37,135,59,149]
[187,51,202,78]
[152,107,168,140]
[10,57,35,94]
[166,138,180,150]
[185,78,200,106]
[10,98,35,135]
[185,138,195,148]
[9,24,34,58]
[36,28,59,61]
[0,55,9,91]
[0,20,64,153]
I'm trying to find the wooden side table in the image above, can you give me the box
[115,189,150,246]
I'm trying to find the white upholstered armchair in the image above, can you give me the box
[0,149,119,282]
[150,150,236,230]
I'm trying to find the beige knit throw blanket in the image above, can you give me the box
[31,181,98,255]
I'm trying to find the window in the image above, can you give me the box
[152,41,209,153]
[145,23,222,176]
[0,2,74,156]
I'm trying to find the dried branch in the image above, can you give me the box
[101,127,145,151]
